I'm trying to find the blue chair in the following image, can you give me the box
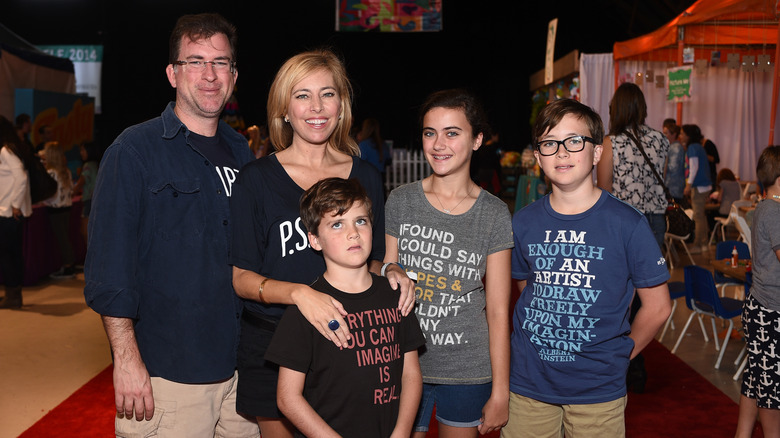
[714,240,750,298]
[671,265,743,369]
[658,281,686,342]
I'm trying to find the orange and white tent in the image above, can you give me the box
[580,0,779,181]
[613,0,780,143]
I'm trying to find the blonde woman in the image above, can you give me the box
[230,49,415,438]
[41,141,75,278]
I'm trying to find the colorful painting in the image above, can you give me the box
[337,0,442,32]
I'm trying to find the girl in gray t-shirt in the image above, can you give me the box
[384,89,513,436]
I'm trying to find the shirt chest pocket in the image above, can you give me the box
[149,179,207,240]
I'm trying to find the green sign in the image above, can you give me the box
[667,66,692,102]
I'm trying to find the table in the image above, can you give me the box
[0,199,87,286]
[710,258,750,282]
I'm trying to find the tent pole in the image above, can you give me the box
[769,20,780,145]
[676,27,684,124]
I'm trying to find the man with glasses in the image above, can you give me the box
[84,13,260,437]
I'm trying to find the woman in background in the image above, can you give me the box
[73,141,99,246]
[41,141,75,279]
[596,82,669,395]
[357,117,390,179]
[0,115,32,308]
[680,124,712,254]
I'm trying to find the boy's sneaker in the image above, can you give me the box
[50,266,76,279]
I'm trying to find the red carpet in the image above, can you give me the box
[18,365,115,438]
[624,340,760,438]
[19,341,759,437]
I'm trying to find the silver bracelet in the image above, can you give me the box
[381,262,397,277]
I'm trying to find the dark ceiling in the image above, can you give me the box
[4,0,697,148]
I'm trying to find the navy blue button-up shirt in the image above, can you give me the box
[84,102,253,383]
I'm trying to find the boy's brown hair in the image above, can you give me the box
[300,177,373,236]
[533,99,604,145]
[757,145,780,190]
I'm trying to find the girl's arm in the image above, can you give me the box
[232,266,351,347]
[277,367,341,438]
[478,249,511,435]
[390,350,422,438]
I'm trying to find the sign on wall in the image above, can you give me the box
[667,66,692,102]
[38,45,103,114]
[336,0,442,32]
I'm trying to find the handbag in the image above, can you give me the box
[624,131,694,237]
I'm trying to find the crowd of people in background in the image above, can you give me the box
[4,10,780,438]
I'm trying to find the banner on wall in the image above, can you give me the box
[336,0,442,32]
[544,18,558,85]
[667,66,692,102]
[38,45,103,114]
[15,88,95,178]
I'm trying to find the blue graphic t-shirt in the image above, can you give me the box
[509,190,669,404]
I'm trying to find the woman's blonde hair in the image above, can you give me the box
[42,142,72,190]
[266,49,357,155]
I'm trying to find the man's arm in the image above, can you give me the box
[629,283,672,359]
[102,315,154,421]
[390,350,422,438]
[277,367,340,438]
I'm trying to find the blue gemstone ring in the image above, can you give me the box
[328,319,340,331]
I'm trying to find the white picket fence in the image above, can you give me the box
[385,148,432,193]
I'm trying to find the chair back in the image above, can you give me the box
[714,240,750,285]
[733,214,752,253]
[684,265,732,317]
[715,240,750,260]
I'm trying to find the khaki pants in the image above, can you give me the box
[501,392,626,438]
[115,371,260,438]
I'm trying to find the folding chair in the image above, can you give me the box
[664,209,695,269]
[658,281,686,342]
[671,266,743,369]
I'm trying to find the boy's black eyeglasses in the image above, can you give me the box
[175,60,236,74]
[536,135,595,156]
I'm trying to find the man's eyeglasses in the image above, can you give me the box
[175,60,236,74]
[536,135,595,156]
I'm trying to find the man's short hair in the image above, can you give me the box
[300,178,373,236]
[169,13,238,65]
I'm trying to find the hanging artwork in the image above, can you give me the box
[667,66,692,102]
[336,0,442,32]
[757,54,773,73]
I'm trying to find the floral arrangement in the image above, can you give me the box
[500,151,522,167]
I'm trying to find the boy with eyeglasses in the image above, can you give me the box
[502,99,671,438]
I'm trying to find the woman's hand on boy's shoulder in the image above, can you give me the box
[384,264,415,316]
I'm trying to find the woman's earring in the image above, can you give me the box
[284,116,289,123]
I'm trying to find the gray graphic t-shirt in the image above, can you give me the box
[386,180,513,384]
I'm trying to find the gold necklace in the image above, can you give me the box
[433,184,473,214]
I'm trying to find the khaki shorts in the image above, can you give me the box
[501,391,626,438]
[115,371,260,438]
